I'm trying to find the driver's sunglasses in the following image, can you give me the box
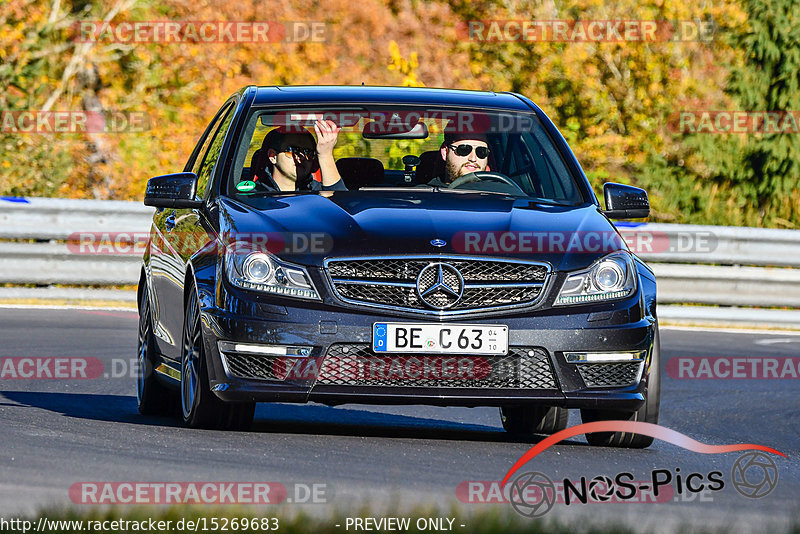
[449,144,490,159]
[282,145,318,161]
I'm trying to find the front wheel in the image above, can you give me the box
[580,327,661,448]
[500,405,569,437]
[181,286,255,430]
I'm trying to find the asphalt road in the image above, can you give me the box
[0,307,797,532]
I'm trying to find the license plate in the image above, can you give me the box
[372,323,508,355]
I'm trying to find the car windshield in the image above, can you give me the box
[227,106,585,204]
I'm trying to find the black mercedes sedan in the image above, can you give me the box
[138,85,659,447]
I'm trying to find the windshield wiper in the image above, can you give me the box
[359,186,434,192]
[432,187,519,197]
[523,197,579,206]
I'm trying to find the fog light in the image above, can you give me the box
[218,341,312,357]
[565,350,646,363]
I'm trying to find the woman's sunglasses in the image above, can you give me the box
[449,144,490,159]
[282,145,318,160]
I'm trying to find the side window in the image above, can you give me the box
[196,106,235,199]
[191,103,234,198]
[526,128,579,201]
[189,104,231,175]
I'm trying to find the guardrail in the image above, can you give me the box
[619,222,800,267]
[1,197,798,313]
[617,222,800,308]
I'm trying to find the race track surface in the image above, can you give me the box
[0,307,797,532]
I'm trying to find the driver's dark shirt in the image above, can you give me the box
[426,176,450,187]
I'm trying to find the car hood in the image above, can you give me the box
[217,191,625,272]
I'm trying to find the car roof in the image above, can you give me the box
[251,85,533,111]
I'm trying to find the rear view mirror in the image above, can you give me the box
[602,182,650,219]
[144,173,204,209]
[362,117,429,139]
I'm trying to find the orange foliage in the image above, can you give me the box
[0,0,747,216]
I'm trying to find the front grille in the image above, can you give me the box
[578,362,644,388]
[326,256,549,314]
[221,343,559,391]
[335,284,542,309]
[315,344,558,389]
[327,259,546,282]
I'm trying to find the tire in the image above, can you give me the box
[180,286,255,430]
[228,402,256,431]
[500,405,569,437]
[580,326,661,448]
[137,283,174,415]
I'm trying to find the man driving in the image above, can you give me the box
[427,130,490,187]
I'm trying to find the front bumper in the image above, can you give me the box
[198,285,656,411]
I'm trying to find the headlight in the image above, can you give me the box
[225,242,320,300]
[555,252,636,306]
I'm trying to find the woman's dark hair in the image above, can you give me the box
[262,126,315,152]
[259,127,317,189]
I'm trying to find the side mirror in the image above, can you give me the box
[603,182,650,219]
[144,173,204,209]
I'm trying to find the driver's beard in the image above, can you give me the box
[445,160,465,183]
[446,160,482,183]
